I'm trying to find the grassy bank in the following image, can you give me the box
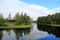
[0,24,32,28]
[49,24,60,27]
[38,24,60,27]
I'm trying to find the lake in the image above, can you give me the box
[0,23,60,40]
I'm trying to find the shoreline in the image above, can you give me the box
[0,24,32,29]
[37,24,60,27]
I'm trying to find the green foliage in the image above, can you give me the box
[37,13,60,25]
[0,14,6,26]
[23,13,31,25]
[33,21,37,23]
[0,12,32,26]
[15,12,31,25]
[15,12,21,25]
[37,16,47,24]
[6,13,12,23]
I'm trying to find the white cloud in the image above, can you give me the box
[0,0,60,20]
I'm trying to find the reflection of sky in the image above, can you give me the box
[19,24,48,40]
[1,24,60,40]
[2,30,16,40]
[19,24,60,40]
[37,34,60,40]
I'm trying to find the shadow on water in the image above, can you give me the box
[37,24,60,38]
[0,28,31,40]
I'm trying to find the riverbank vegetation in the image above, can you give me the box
[37,13,60,26]
[0,24,32,28]
[0,12,32,28]
[37,13,60,37]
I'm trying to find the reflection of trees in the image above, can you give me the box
[13,28,31,40]
[0,28,31,40]
[5,29,11,35]
[37,24,60,37]
[2,29,17,40]
[0,30,2,40]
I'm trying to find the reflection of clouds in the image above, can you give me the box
[2,31,10,40]
[2,30,16,40]
[1,24,49,40]
[23,32,48,40]
[20,24,48,40]
[9,30,17,40]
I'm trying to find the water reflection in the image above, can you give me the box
[2,29,16,40]
[21,24,48,40]
[37,34,60,40]
[0,30,2,40]
[1,28,31,40]
[0,24,49,40]
[14,28,31,40]
[37,24,60,37]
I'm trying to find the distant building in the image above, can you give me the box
[8,17,15,22]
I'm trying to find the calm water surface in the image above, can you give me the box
[0,23,60,40]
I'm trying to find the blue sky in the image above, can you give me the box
[21,0,60,9]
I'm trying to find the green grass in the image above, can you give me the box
[0,23,32,28]
[50,24,60,27]
[39,24,60,27]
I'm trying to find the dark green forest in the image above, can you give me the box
[37,13,60,25]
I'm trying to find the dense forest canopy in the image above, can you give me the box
[37,13,60,25]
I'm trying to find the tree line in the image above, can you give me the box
[0,12,32,26]
[15,12,31,25]
[37,13,60,25]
